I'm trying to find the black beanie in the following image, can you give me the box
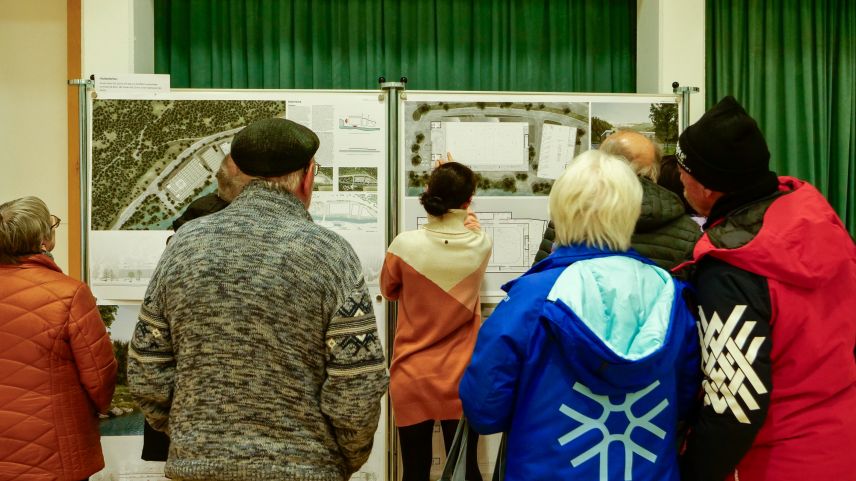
[230,118,320,177]
[677,96,771,192]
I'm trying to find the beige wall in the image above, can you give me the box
[0,0,70,271]
[637,0,706,123]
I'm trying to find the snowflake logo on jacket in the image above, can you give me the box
[558,381,668,480]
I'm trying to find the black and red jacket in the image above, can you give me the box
[678,176,856,481]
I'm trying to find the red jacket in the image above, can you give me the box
[681,178,856,481]
[0,255,117,481]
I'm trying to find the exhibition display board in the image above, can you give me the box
[86,89,389,481]
[82,86,680,481]
[399,91,680,301]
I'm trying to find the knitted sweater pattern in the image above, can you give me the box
[128,182,389,481]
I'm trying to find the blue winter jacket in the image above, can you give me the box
[460,244,700,481]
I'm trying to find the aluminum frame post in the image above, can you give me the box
[68,79,93,283]
[379,77,406,481]
[672,83,700,131]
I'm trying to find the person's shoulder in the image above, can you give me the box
[693,255,768,294]
[305,223,361,264]
[19,263,87,301]
[386,228,424,252]
[507,266,564,300]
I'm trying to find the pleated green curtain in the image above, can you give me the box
[707,0,855,235]
[154,0,636,93]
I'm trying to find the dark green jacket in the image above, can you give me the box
[534,178,701,271]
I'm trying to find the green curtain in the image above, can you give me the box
[707,0,855,236]
[154,0,636,93]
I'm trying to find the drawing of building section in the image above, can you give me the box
[417,211,546,272]
[339,114,380,131]
[339,147,381,155]
[432,122,529,171]
[309,193,378,232]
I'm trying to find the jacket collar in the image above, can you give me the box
[704,170,779,229]
[422,209,469,234]
[3,254,63,273]
[636,177,686,231]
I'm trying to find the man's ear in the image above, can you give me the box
[295,159,316,208]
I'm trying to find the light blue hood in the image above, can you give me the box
[547,256,675,361]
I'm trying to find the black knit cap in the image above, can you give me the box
[230,118,320,177]
[677,96,771,192]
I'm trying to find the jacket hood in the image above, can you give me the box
[635,177,687,232]
[694,177,856,288]
[514,245,686,393]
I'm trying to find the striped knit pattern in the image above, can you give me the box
[128,182,388,481]
[381,209,492,427]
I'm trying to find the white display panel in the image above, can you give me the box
[89,89,388,481]
[400,91,680,300]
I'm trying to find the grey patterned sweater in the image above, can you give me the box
[128,182,389,481]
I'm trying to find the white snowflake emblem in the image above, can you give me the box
[558,381,668,481]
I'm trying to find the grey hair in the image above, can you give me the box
[251,169,306,195]
[0,196,51,264]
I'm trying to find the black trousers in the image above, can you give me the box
[141,419,170,461]
[398,419,483,481]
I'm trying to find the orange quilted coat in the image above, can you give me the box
[0,254,117,481]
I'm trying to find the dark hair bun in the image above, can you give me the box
[418,162,478,216]
[420,193,446,216]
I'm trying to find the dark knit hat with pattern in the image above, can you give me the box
[230,118,320,177]
[677,96,771,192]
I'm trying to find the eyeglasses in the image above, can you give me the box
[50,215,61,229]
[305,160,320,176]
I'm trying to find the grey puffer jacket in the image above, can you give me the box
[534,178,701,271]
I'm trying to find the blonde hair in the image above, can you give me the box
[549,150,643,251]
[0,196,51,264]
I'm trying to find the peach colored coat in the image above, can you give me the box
[381,210,491,426]
[0,255,117,481]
